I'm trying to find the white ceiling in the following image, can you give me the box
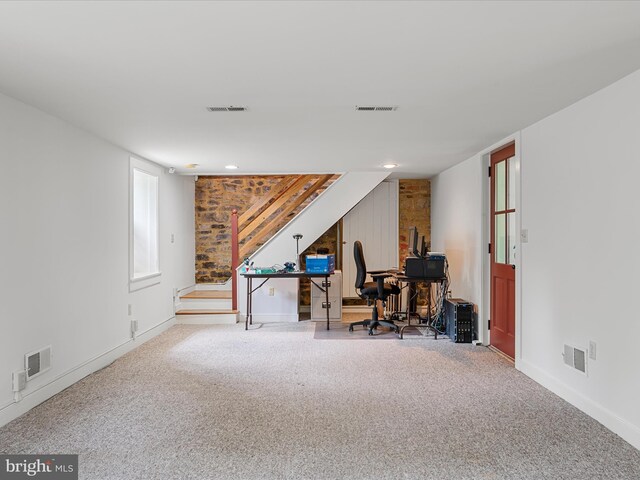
[1,1,640,177]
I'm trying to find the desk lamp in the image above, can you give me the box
[293,233,303,271]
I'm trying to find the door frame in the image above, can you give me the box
[481,133,523,367]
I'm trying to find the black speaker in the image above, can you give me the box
[445,298,475,343]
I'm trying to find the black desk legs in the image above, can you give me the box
[398,281,439,340]
[325,274,330,331]
[242,273,331,331]
[245,276,252,330]
[426,284,437,339]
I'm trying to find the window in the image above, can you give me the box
[130,158,160,290]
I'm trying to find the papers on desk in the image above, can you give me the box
[244,267,277,274]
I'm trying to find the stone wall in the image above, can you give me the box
[196,175,338,283]
[399,179,431,305]
[399,179,431,265]
[195,175,291,283]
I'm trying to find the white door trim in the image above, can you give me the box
[481,132,522,366]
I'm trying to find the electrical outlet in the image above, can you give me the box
[128,304,132,316]
[521,229,529,243]
[170,233,175,244]
[268,287,275,296]
[589,340,597,360]
[12,371,26,392]
[131,319,138,339]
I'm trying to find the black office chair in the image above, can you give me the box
[348,241,401,336]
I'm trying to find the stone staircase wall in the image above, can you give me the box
[195,174,338,283]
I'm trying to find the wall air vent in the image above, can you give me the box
[355,105,398,111]
[25,346,52,381]
[563,344,587,374]
[206,106,247,112]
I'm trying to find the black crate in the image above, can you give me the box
[445,298,475,343]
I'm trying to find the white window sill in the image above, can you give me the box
[130,272,162,292]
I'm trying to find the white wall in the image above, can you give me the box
[431,69,640,449]
[431,155,485,333]
[0,92,195,426]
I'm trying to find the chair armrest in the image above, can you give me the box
[368,271,392,298]
[367,270,393,279]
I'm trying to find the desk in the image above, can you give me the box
[394,275,446,339]
[241,272,332,331]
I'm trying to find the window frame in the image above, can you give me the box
[129,157,162,292]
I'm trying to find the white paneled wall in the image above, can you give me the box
[342,180,399,298]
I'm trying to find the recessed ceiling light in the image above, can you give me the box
[225,165,239,170]
[185,163,199,169]
[383,163,398,169]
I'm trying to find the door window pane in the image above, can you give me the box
[495,160,506,211]
[507,156,517,210]
[507,212,517,265]
[495,213,506,264]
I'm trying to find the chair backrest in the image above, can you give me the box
[354,240,367,291]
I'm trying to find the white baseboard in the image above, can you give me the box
[239,314,299,324]
[0,316,176,429]
[176,313,237,325]
[180,298,233,309]
[519,359,640,450]
[177,284,196,296]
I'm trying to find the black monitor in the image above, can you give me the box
[419,235,427,257]
[408,226,421,258]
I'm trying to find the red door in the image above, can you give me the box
[490,144,516,359]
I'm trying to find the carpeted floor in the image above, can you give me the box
[0,322,638,479]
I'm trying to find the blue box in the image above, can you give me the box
[305,254,336,273]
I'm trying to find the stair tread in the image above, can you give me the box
[180,291,232,300]
[176,309,239,315]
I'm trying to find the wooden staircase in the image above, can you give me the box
[176,289,238,324]
[230,174,337,308]
[236,174,334,260]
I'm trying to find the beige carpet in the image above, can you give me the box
[0,322,639,479]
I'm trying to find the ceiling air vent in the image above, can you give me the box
[355,105,398,111]
[206,106,247,112]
